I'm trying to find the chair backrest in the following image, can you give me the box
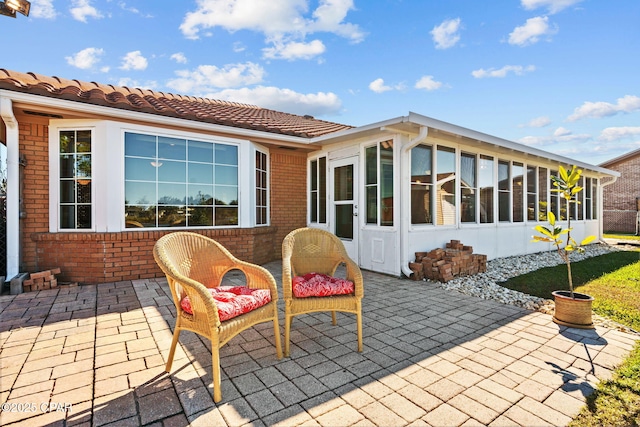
[282,228,350,277]
[153,232,237,289]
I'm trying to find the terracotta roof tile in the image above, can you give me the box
[0,68,352,138]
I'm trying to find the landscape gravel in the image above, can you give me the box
[433,243,638,333]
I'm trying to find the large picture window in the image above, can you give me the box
[59,130,92,229]
[124,132,238,228]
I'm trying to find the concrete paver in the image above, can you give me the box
[0,260,638,426]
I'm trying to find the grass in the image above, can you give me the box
[501,248,640,426]
[604,233,640,242]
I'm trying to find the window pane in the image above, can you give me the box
[60,206,75,228]
[334,165,353,201]
[380,143,393,226]
[538,168,547,221]
[189,185,213,205]
[366,186,377,224]
[461,153,476,223]
[60,155,75,178]
[158,206,186,227]
[498,161,509,191]
[498,161,510,221]
[437,147,456,225]
[319,157,326,223]
[77,205,92,229]
[188,140,214,163]
[215,144,238,165]
[310,160,318,191]
[411,144,432,225]
[479,155,494,224]
[158,183,186,204]
[366,146,377,185]
[125,132,156,157]
[158,160,186,183]
[158,137,186,160]
[76,131,92,153]
[335,204,353,239]
[126,157,156,181]
[60,181,75,203]
[215,165,238,185]
[126,181,156,205]
[499,192,510,222]
[125,206,156,228]
[60,131,75,153]
[188,163,213,184]
[215,207,238,225]
[77,181,91,203]
[512,163,524,222]
[188,207,213,226]
[215,186,238,205]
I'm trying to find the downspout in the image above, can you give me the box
[0,96,21,280]
[599,175,618,241]
[400,125,428,278]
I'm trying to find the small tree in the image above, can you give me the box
[532,165,595,298]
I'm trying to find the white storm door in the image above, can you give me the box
[330,157,359,262]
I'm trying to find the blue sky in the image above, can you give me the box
[3,0,640,165]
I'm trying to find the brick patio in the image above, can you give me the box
[1,261,638,426]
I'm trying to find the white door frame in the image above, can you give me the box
[329,156,359,262]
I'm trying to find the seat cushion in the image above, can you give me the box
[292,273,355,298]
[180,286,272,321]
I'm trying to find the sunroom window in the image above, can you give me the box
[309,156,327,223]
[59,130,92,229]
[124,132,238,228]
[255,150,268,225]
[365,141,394,226]
[411,144,433,224]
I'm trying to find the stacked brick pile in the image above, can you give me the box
[22,268,63,292]
[409,240,487,282]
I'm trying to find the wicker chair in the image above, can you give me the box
[281,227,364,357]
[153,232,283,403]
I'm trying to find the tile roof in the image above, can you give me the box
[0,69,353,138]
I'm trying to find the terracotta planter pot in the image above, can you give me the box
[552,290,594,329]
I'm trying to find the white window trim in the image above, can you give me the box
[49,119,263,232]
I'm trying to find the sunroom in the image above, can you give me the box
[305,112,618,277]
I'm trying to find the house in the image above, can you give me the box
[0,69,619,284]
[600,148,640,234]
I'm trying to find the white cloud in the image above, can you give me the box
[521,0,583,14]
[522,116,551,128]
[553,126,571,136]
[263,39,326,60]
[116,78,158,90]
[472,65,535,78]
[70,0,103,22]
[166,62,266,93]
[207,86,342,117]
[598,126,640,141]
[567,95,640,121]
[180,0,364,60]
[171,53,188,64]
[430,18,462,49]
[415,75,443,91]
[369,78,391,93]
[65,47,105,70]
[31,0,57,19]
[120,51,148,71]
[508,16,557,46]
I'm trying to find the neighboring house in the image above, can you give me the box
[0,69,619,284]
[600,148,640,234]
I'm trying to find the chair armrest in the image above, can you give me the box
[343,257,364,298]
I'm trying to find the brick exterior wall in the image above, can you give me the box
[601,152,640,234]
[17,120,308,284]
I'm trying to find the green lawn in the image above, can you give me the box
[501,248,640,426]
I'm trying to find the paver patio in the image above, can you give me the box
[1,261,638,426]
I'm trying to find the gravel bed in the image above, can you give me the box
[435,243,638,333]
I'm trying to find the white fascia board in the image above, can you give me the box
[1,89,312,145]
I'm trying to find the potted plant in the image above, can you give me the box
[532,165,596,329]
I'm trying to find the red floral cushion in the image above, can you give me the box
[180,286,271,321]
[292,273,355,298]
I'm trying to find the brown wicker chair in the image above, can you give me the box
[153,232,283,403]
[281,227,364,357]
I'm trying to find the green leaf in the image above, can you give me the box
[559,165,569,182]
[535,225,554,238]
